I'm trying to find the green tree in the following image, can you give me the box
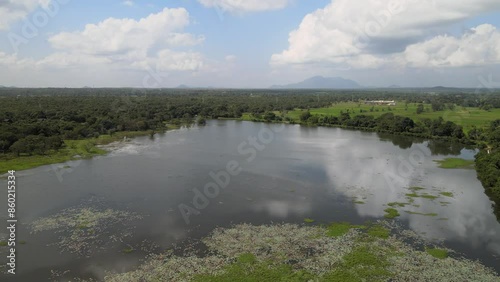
[416,104,424,114]
[300,111,312,122]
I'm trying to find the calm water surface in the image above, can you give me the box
[1,120,499,281]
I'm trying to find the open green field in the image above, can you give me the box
[285,102,500,132]
[0,130,154,174]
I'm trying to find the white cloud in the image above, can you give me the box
[156,49,203,71]
[49,8,192,55]
[271,0,500,69]
[0,7,207,88]
[198,0,291,13]
[20,8,205,72]
[122,0,133,6]
[0,0,51,30]
[225,54,236,62]
[402,24,500,68]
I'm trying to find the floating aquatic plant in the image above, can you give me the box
[101,221,498,281]
[30,205,142,257]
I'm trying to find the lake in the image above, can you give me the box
[1,120,499,281]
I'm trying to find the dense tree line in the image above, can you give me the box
[1,88,499,157]
[292,111,467,140]
[475,120,500,220]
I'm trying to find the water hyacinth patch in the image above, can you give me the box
[100,222,498,281]
[30,205,142,257]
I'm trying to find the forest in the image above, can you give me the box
[0,88,499,217]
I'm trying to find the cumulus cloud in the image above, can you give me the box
[198,0,291,13]
[0,0,51,30]
[5,8,205,72]
[49,8,193,54]
[403,24,500,68]
[271,0,500,69]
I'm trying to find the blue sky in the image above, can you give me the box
[1,0,500,88]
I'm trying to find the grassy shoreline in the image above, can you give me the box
[0,130,157,174]
[0,115,484,175]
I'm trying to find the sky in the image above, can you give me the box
[1,0,500,88]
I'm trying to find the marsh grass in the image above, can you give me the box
[425,248,448,259]
[366,225,390,239]
[409,187,426,191]
[383,208,400,219]
[405,192,439,200]
[434,158,475,169]
[327,222,365,237]
[439,192,454,198]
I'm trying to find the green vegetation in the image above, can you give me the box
[387,202,409,208]
[353,200,365,204]
[409,187,426,191]
[0,89,499,221]
[383,208,400,219]
[123,248,135,254]
[439,192,454,197]
[104,223,499,282]
[323,246,393,281]
[303,218,315,223]
[475,119,500,220]
[405,192,439,200]
[0,241,7,247]
[366,225,390,239]
[286,101,500,133]
[194,253,313,282]
[435,158,475,169]
[1,90,499,167]
[425,248,448,259]
[327,222,362,237]
[0,131,154,173]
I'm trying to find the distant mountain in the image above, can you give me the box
[271,76,361,89]
[431,86,455,89]
[176,84,190,89]
[387,85,402,88]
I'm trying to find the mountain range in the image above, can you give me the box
[270,76,361,89]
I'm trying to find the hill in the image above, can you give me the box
[271,76,361,89]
